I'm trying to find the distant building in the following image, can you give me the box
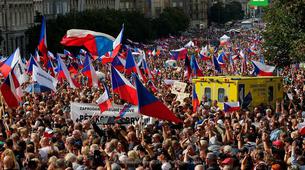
[170,0,208,29]
[0,0,34,56]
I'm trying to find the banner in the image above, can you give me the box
[33,65,57,92]
[171,81,187,94]
[70,102,150,124]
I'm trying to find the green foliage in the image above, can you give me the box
[263,0,305,66]
[26,8,190,54]
[208,1,244,24]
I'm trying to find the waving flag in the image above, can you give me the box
[47,51,55,60]
[217,52,226,67]
[133,74,181,124]
[192,85,199,113]
[82,55,99,87]
[112,56,125,72]
[170,48,187,60]
[57,56,76,89]
[252,60,275,76]
[37,16,48,64]
[115,104,131,120]
[27,55,39,74]
[213,55,222,73]
[0,71,21,108]
[190,55,203,77]
[47,59,55,77]
[199,46,210,60]
[13,58,28,85]
[224,102,240,112]
[96,88,112,113]
[141,58,154,80]
[125,50,138,75]
[32,65,57,92]
[99,51,114,64]
[112,25,124,57]
[61,29,115,56]
[111,66,138,105]
[0,48,21,77]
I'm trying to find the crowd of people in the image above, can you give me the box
[0,26,304,170]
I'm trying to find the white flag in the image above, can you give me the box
[32,65,58,92]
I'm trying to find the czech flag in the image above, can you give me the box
[112,25,124,57]
[224,102,240,112]
[0,48,21,77]
[27,55,39,74]
[190,55,203,77]
[192,85,199,113]
[99,51,114,64]
[82,55,99,87]
[213,55,222,73]
[170,48,187,60]
[57,56,77,89]
[133,74,182,124]
[37,16,48,65]
[112,56,125,72]
[125,50,137,75]
[47,59,55,77]
[111,66,138,105]
[96,88,112,113]
[141,58,154,80]
[61,29,115,56]
[217,52,226,67]
[252,60,275,76]
[115,104,131,120]
[199,46,210,60]
[0,70,20,108]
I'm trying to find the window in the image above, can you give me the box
[204,87,211,100]
[218,88,225,102]
[268,86,274,102]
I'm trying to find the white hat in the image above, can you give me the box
[161,162,172,170]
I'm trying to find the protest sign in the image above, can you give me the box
[171,81,187,94]
[70,102,144,124]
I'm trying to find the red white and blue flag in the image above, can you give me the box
[190,55,203,77]
[96,87,112,113]
[61,29,115,56]
[0,70,21,108]
[0,48,21,77]
[170,48,187,60]
[56,56,77,89]
[111,66,138,105]
[224,102,240,112]
[252,60,275,76]
[192,85,199,113]
[112,25,124,57]
[82,55,99,87]
[37,16,48,65]
[133,74,181,123]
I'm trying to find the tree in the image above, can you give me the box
[26,8,190,54]
[263,0,305,66]
[208,1,244,24]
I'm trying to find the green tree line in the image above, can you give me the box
[26,7,190,54]
[263,0,305,66]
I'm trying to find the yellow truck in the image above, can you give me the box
[193,76,283,109]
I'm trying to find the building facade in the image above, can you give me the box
[170,0,208,29]
[0,0,34,56]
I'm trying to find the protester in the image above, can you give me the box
[0,26,303,170]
